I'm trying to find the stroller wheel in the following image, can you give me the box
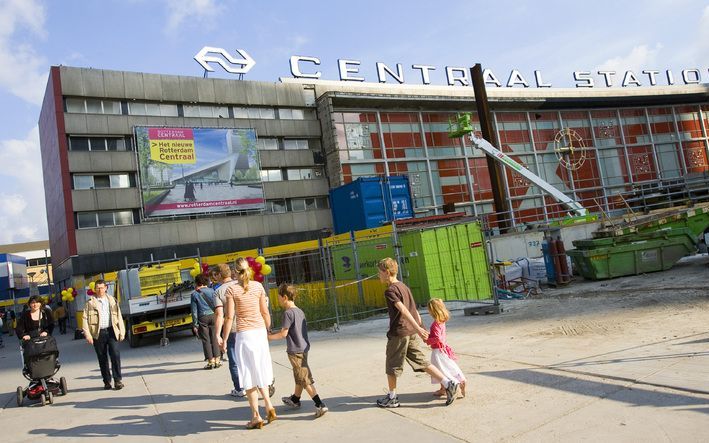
[47,391,54,405]
[60,377,68,395]
[40,393,46,406]
[16,386,23,407]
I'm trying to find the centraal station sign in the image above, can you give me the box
[194,46,708,88]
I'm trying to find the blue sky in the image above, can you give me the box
[0,0,708,244]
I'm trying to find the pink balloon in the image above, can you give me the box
[246,256,255,265]
[253,273,264,283]
[252,262,262,273]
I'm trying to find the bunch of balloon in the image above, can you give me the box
[245,256,272,283]
[189,262,201,280]
[86,280,96,296]
[61,287,76,303]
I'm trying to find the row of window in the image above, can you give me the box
[256,138,311,151]
[76,210,136,229]
[26,257,50,267]
[65,98,316,120]
[67,136,312,152]
[260,167,324,182]
[266,197,330,213]
[73,174,134,190]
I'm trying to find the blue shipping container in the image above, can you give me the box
[329,176,413,234]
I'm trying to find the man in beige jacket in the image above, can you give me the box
[82,279,126,390]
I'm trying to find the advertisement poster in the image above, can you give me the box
[135,127,265,217]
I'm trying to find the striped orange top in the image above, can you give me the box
[227,281,268,332]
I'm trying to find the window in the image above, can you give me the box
[184,105,229,118]
[233,107,275,119]
[260,169,283,182]
[69,137,129,151]
[256,138,279,150]
[278,108,304,120]
[287,168,322,180]
[76,210,135,229]
[128,102,178,117]
[283,139,309,150]
[268,199,287,213]
[289,198,306,212]
[72,174,133,190]
[65,98,120,114]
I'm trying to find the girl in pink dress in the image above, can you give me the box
[425,298,467,398]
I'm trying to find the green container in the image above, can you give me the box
[567,227,697,280]
[331,238,394,281]
[399,222,492,302]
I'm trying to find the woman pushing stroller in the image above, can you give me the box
[16,295,54,340]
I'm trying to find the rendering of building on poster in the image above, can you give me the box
[135,127,265,218]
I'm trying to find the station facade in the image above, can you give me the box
[38,66,709,284]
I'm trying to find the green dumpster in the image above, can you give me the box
[567,227,697,280]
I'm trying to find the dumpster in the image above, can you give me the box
[399,222,492,302]
[567,227,697,280]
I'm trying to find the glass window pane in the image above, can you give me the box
[257,138,278,150]
[160,104,178,116]
[70,137,90,151]
[97,212,115,226]
[287,169,301,180]
[106,138,119,151]
[270,200,286,213]
[146,103,161,115]
[290,198,306,212]
[77,213,97,228]
[89,138,106,151]
[260,170,269,182]
[260,108,275,119]
[316,197,329,209]
[214,106,228,118]
[114,211,133,225]
[104,100,121,115]
[66,98,85,113]
[305,198,316,210]
[268,170,282,181]
[93,175,111,189]
[292,109,304,120]
[183,105,200,117]
[110,174,130,188]
[73,175,93,190]
[86,99,103,113]
[247,108,261,119]
[233,107,248,118]
[279,108,293,119]
[129,102,146,115]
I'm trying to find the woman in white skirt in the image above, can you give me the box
[425,298,467,398]
[221,257,276,429]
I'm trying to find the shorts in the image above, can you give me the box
[385,334,430,377]
[287,352,315,387]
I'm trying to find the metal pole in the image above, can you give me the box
[471,64,512,232]
[351,231,365,306]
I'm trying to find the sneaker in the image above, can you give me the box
[114,381,124,390]
[230,389,246,398]
[376,394,400,408]
[314,405,329,418]
[445,381,459,406]
[282,396,301,408]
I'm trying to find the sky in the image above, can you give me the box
[0,0,708,244]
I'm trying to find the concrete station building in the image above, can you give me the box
[38,65,709,285]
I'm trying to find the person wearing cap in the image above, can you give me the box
[82,280,125,390]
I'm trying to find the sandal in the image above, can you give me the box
[213,361,222,368]
[204,362,213,370]
[246,418,264,430]
[266,408,277,424]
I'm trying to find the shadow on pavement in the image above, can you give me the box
[479,368,709,414]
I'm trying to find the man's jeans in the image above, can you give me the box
[93,327,122,384]
[226,332,241,390]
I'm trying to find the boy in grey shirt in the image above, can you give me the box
[268,283,328,417]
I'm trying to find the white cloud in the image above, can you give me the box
[0,126,47,243]
[0,0,48,105]
[163,0,225,33]
[595,44,663,80]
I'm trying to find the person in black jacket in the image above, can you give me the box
[16,296,54,341]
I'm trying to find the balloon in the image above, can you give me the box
[89,281,95,290]
[68,296,74,303]
[253,273,264,283]
[189,269,198,278]
[201,263,209,273]
[87,289,95,296]
[252,262,262,273]
[67,287,73,294]
[261,264,272,276]
[246,256,255,265]
[255,256,266,265]
[61,290,68,297]
[193,262,200,271]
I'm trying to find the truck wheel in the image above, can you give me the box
[128,328,140,348]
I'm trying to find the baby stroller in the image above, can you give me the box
[17,335,67,406]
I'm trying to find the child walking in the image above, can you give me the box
[426,298,466,398]
[267,283,328,418]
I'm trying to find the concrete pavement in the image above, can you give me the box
[0,257,707,442]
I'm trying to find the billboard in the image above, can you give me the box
[135,127,265,217]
